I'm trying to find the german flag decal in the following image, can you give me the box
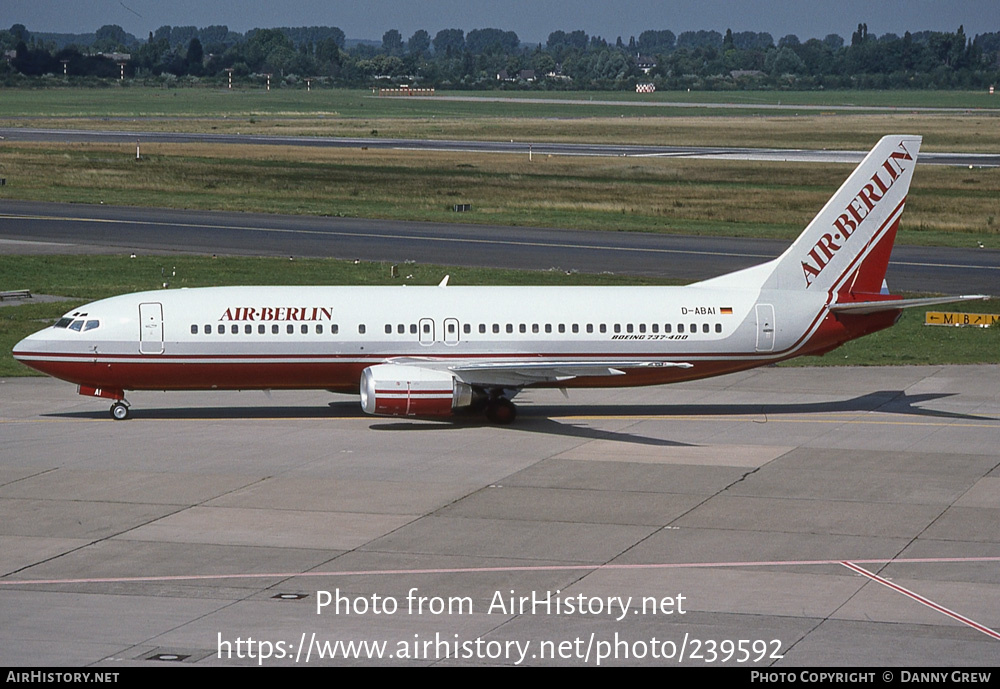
[720,307,733,314]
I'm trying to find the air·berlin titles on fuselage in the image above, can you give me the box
[801,141,913,288]
[220,307,335,321]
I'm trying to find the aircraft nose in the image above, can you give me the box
[12,330,46,365]
[12,333,32,359]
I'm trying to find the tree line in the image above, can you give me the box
[2,22,998,90]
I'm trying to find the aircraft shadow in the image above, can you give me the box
[367,415,695,447]
[520,390,993,423]
[44,391,992,449]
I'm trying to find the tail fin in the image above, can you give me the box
[696,136,921,296]
[771,135,921,295]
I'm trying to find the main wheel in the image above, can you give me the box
[110,402,130,420]
[485,398,517,424]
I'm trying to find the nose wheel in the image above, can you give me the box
[110,401,130,420]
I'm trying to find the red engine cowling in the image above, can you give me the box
[360,364,475,417]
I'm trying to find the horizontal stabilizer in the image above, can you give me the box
[828,294,990,315]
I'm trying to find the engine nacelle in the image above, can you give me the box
[360,364,476,417]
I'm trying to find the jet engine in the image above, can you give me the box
[360,364,477,417]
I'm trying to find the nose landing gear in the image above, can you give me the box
[110,401,131,420]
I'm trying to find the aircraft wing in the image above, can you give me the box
[829,294,990,315]
[388,357,693,387]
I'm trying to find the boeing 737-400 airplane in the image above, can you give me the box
[13,135,988,422]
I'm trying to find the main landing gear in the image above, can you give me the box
[110,400,131,420]
[485,397,517,424]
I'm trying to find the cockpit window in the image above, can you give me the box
[68,320,84,331]
[83,320,100,332]
[54,318,74,328]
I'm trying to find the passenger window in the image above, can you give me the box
[545,324,552,334]
[245,324,252,334]
[652,324,659,333]
[479,324,486,334]
[317,324,323,334]
[205,324,211,334]
[218,324,225,334]
[678,324,684,333]
[613,324,621,334]
[359,324,366,335]
[287,324,294,334]
[703,323,710,333]
[410,324,417,334]
[506,324,513,333]
[191,324,198,335]
[639,324,646,333]
[586,324,593,333]
[272,324,279,334]
[532,324,539,333]
[664,324,672,333]
[331,324,339,334]
[600,324,607,333]
[690,323,696,333]
[558,324,565,333]
[301,324,308,334]
[463,324,471,334]
[715,323,722,333]
[572,324,579,333]
[231,324,239,334]
[385,324,392,335]
[519,324,526,333]
[493,324,500,334]
[258,324,265,334]
[626,324,634,333]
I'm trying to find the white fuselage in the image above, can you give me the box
[13,283,835,394]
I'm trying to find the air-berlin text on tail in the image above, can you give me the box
[220,307,335,322]
[801,140,913,287]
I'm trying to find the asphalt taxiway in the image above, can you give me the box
[1,366,997,666]
[2,200,998,295]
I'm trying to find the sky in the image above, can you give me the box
[3,0,997,44]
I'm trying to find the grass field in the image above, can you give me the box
[0,87,998,247]
[1,141,997,247]
[0,88,997,376]
[1,254,997,378]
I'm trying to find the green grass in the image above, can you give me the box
[2,254,996,378]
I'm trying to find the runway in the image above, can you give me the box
[1,200,998,295]
[1,367,998,665]
[2,127,998,167]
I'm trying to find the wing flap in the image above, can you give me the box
[387,358,692,387]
